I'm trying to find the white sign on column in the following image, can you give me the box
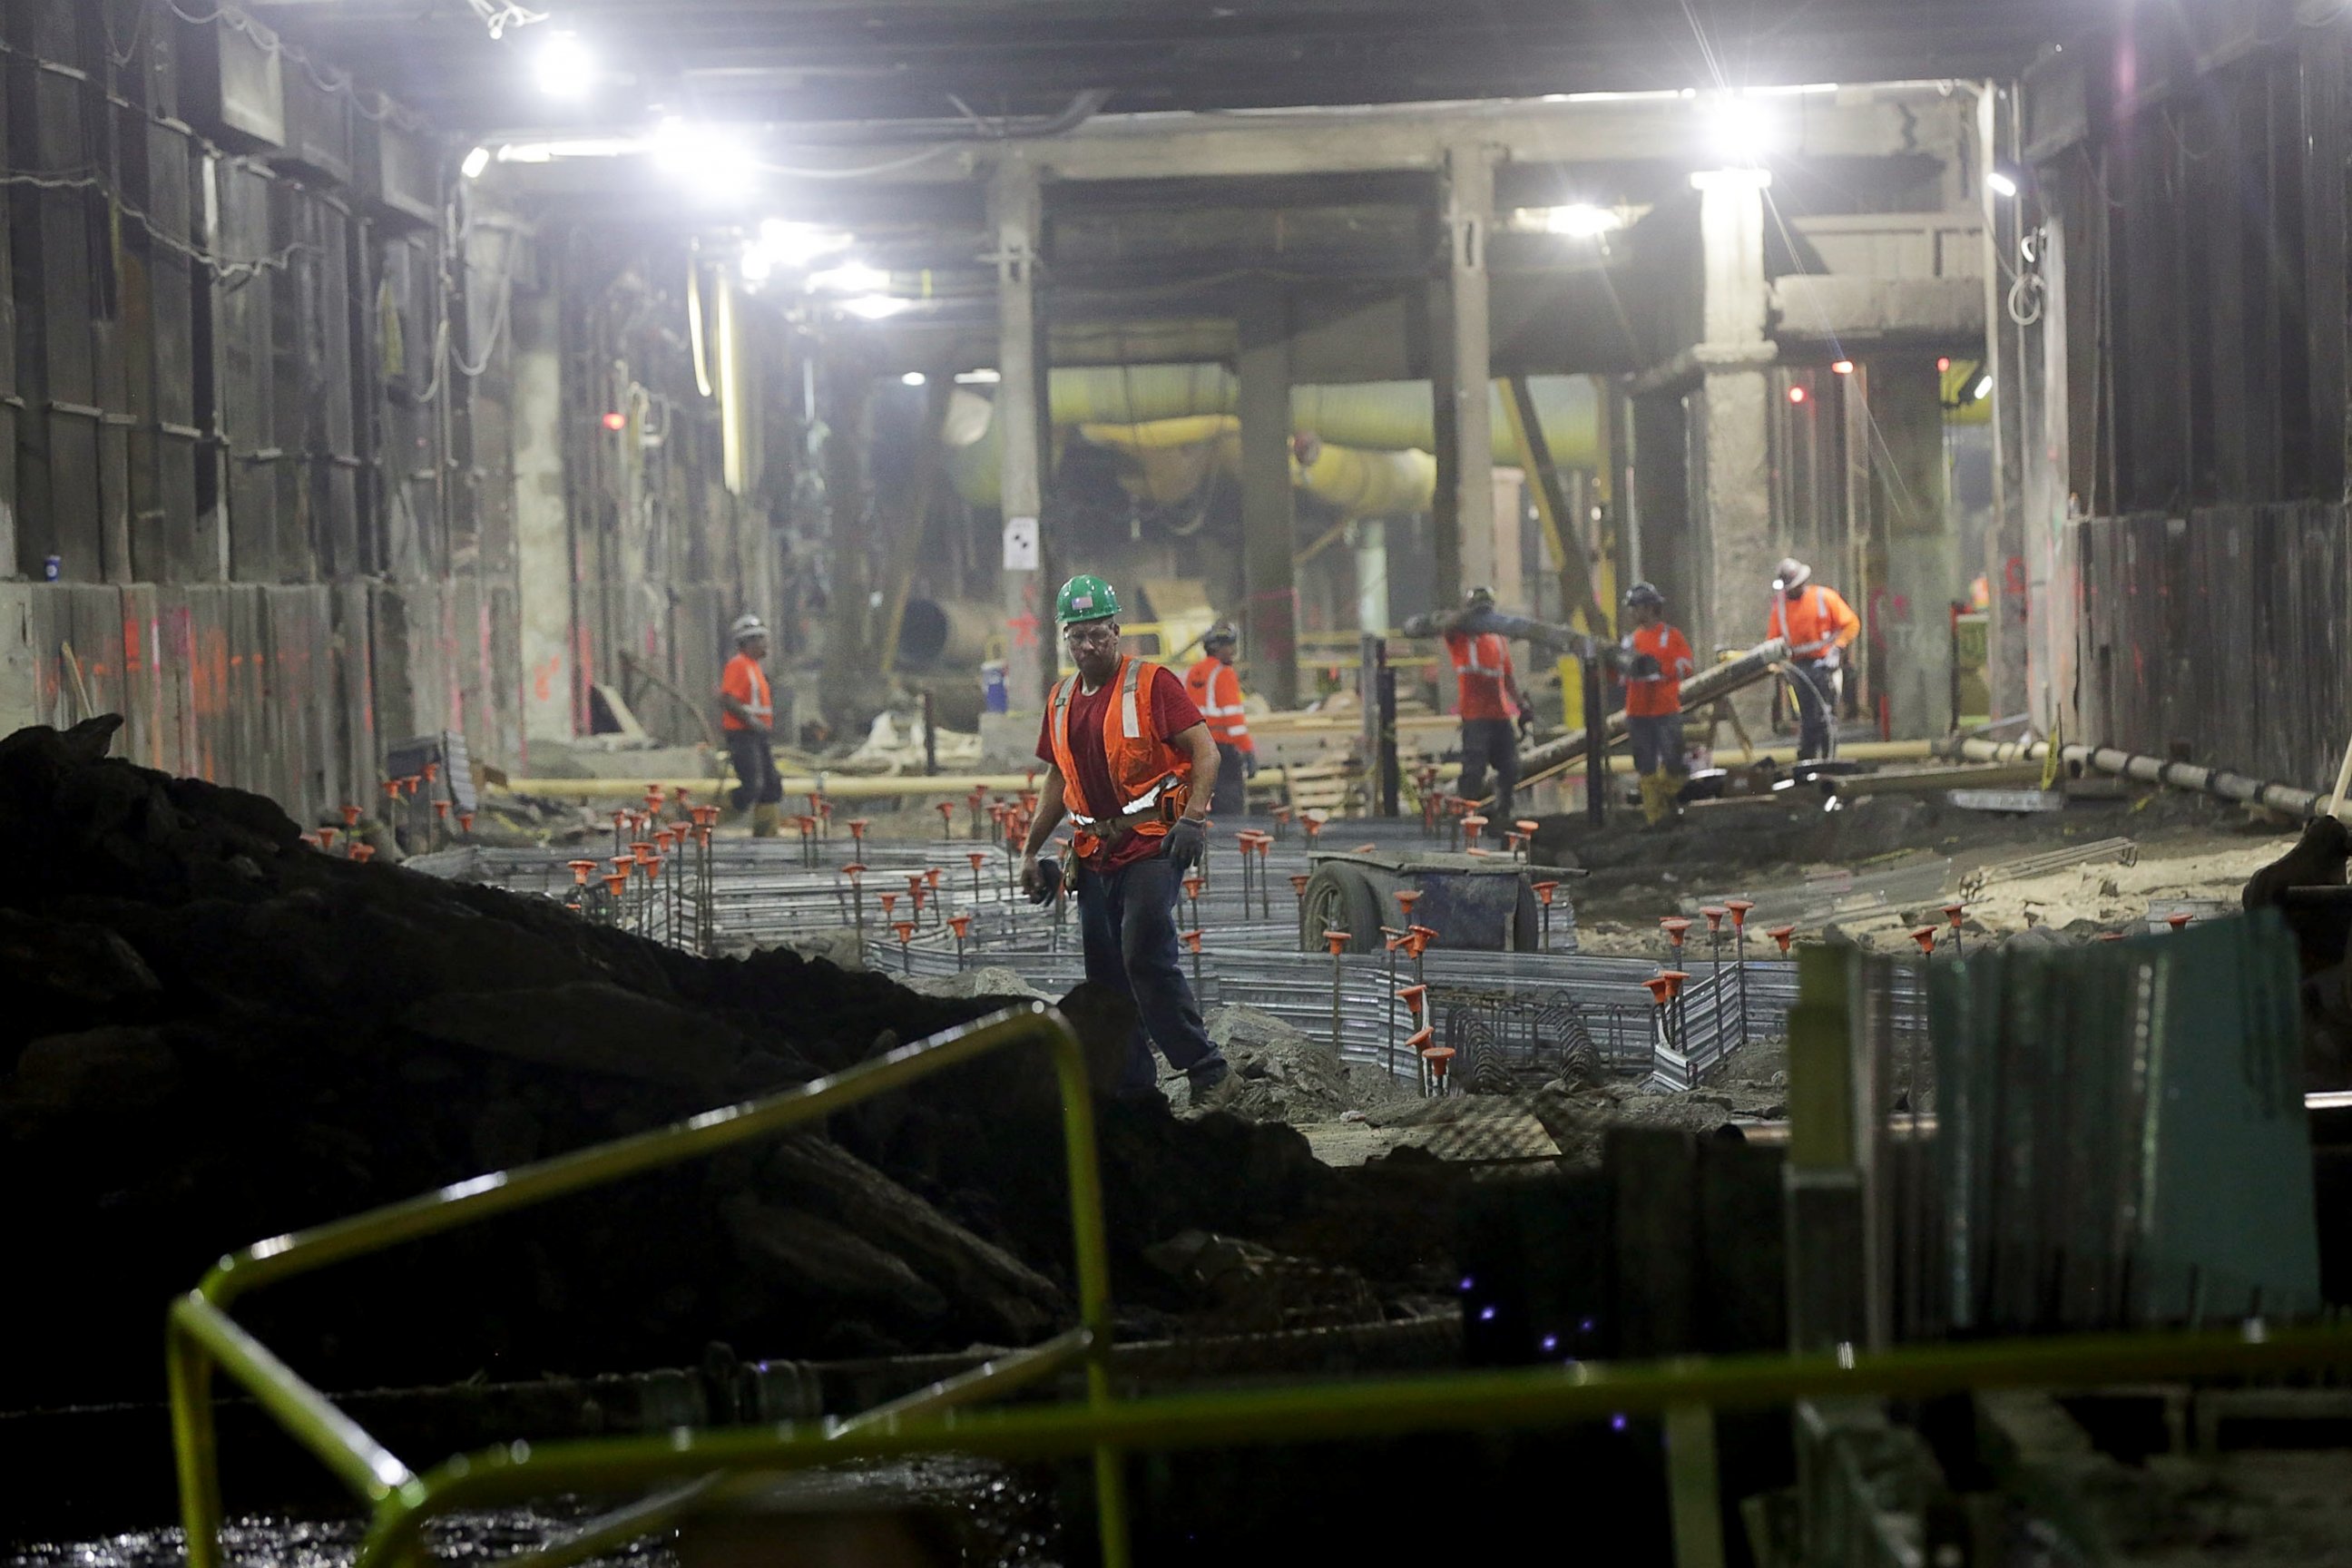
[1004,514,1040,572]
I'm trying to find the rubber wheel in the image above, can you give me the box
[1300,862,1387,954]
[1510,879,1543,953]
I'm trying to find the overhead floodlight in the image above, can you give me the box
[1702,91,1777,162]
[460,145,491,180]
[955,368,1002,385]
[651,118,759,202]
[739,246,773,284]
[1985,169,2020,199]
[808,260,890,295]
[901,371,927,387]
[756,219,851,269]
[1831,359,1854,376]
[839,295,911,320]
[1543,203,1622,238]
[1974,374,1995,401]
[534,31,593,99]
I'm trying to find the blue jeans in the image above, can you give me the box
[1075,849,1223,1096]
[1628,713,1687,777]
[1792,660,1840,762]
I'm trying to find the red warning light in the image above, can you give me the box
[1788,385,1808,405]
[601,411,627,432]
[1937,356,1952,372]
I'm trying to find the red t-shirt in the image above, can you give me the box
[1036,664,1205,870]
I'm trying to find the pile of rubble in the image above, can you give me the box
[0,719,1425,1414]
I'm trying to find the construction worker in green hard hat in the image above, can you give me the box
[1019,574,1230,1102]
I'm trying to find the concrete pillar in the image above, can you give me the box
[989,159,1051,738]
[2031,211,2069,735]
[1238,291,1298,709]
[1869,356,1957,739]
[1688,172,1776,671]
[1445,144,1498,597]
[511,289,573,755]
[1354,518,1390,634]
[1978,83,2033,725]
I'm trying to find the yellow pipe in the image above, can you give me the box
[1080,416,1436,518]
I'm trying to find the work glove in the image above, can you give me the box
[1022,856,1063,906]
[1165,816,1207,876]
[1515,711,1537,743]
[1242,751,1259,779]
[1629,652,1661,680]
[1398,612,1439,638]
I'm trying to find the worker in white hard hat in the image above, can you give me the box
[720,613,782,836]
[1766,557,1860,762]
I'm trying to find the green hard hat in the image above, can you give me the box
[1056,573,1122,625]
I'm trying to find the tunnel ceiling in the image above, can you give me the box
[251,0,2108,132]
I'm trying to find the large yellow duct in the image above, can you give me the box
[945,369,1598,508]
[1078,416,1438,517]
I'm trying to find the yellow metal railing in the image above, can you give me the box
[166,1003,1124,1568]
[169,1000,2352,1568]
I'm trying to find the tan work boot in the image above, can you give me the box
[751,802,781,838]
[1640,771,1674,828]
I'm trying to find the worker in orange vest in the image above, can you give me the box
[1021,574,1230,1102]
[1183,622,1257,817]
[1766,556,1860,761]
[1403,586,1564,817]
[719,613,782,836]
[1620,582,1696,826]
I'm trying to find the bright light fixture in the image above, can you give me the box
[534,31,593,99]
[808,260,890,295]
[955,368,1002,386]
[1788,385,1808,405]
[1543,204,1622,238]
[739,246,773,284]
[757,220,850,269]
[461,145,491,180]
[839,295,911,320]
[1702,92,1776,162]
[1985,170,2020,199]
[901,371,927,387]
[1974,374,1995,401]
[1831,359,1854,376]
[651,119,760,202]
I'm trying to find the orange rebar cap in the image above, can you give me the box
[1533,880,1560,906]
[1909,926,1937,955]
[1768,925,1797,954]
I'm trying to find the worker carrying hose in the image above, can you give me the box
[1766,557,1859,762]
[1402,586,1568,818]
[1619,582,1695,826]
[719,613,783,836]
[1020,574,1231,1102]
[1183,622,1257,818]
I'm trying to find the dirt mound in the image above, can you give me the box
[1167,1008,1413,1123]
[0,720,1348,1411]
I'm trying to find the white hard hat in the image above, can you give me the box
[730,613,767,643]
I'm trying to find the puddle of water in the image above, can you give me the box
[6,1458,1060,1568]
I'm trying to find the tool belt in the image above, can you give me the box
[1068,773,1183,860]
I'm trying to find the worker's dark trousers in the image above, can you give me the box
[1458,717,1521,816]
[1075,850,1224,1097]
[1211,743,1249,817]
[1792,661,1840,762]
[727,730,783,810]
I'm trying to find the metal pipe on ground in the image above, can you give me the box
[1936,737,2328,819]
[1512,638,1793,786]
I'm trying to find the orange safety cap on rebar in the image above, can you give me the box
[968,851,988,871]
[1943,902,1967,926]
[848,818,870,838]
[893,921,916,943]
[879,892,898,916]
[340,804,362,828]
[460,812,475,834]
[949,916,972,938]
[1660,916,1692,946]
[840,862,867,879]
[1725,898,1754,926]
[568,859,597,884]
[1768,925,1797,954]
[1323,928,1350,956]
[1533,881,1560,906]
[351,843,376,863]
[1290,874,1311,897]
[1395,889,1422,914]
[603,873,629,897]
[1701,905,1727,931]
[1396,984,1427,1014]
[318,827,338,850]
[1909,926,1937,955]
[1181,929,1204,954]
[1183,875,1205,898]
[2166,912,2193,931]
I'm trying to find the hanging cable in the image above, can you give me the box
[685,258,716,399]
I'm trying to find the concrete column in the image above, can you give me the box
[1445,144,1498,597]
[1238,291,1298,709]
[1978,83,2033,724]
[2030,211,2069,735]
[1870,356,1957,739]
[988,159,1053,746]
[1687,172,1777,672]
[1354,518,1389,633]
[511,289,573,756]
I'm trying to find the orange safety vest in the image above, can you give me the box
[1183,656,1254,751]
[1447,631,1518,720]
[1622,622,1695,719]
[1768,585,1859,667]
[720,652,771,732]
[1047,655,1194,859]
